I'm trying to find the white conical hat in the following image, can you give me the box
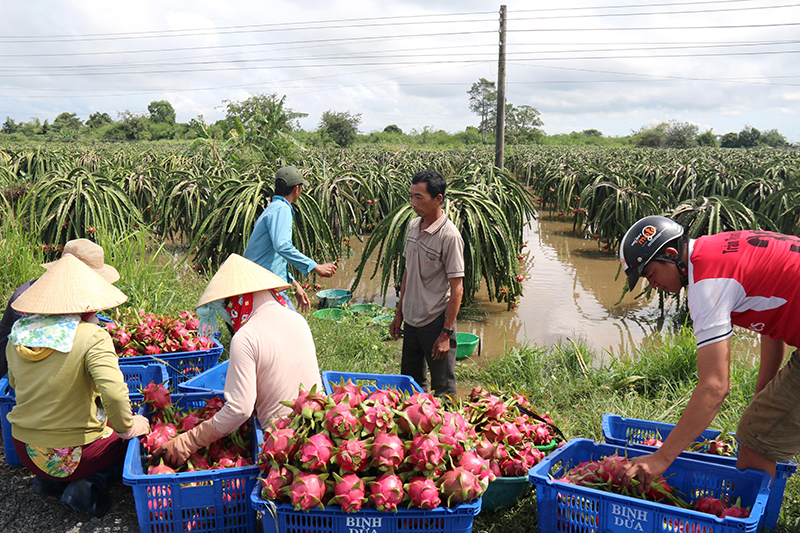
[12,253,128,314]
[41,238,120,283]
[196,254,291,308]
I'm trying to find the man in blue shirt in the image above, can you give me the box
[244,166,337,311]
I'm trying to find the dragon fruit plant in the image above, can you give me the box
[139,385,254,474]
[464,387,556,478]
[102,308,216,357]
[256,382,489,513]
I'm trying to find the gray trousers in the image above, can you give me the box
[400,313,457,398]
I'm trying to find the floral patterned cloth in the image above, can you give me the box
[25,427,114,477]
[9,313,80,353]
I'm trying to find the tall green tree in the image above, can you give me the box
[468,78,496,143]
[318,110,361,148]
[505,103,544,144]
[147,100,176,125]
[51,112,83,138]
[86,112,112,130]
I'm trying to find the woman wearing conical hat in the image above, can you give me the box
[157,254,323,466]
[5,254,149,517]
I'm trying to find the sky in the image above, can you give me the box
[2,0,800,142]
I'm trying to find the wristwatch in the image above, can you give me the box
[442,327,454,337]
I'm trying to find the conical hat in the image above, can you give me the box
[41,238,120,283]
[12,253,128,314]
[197,254,291,308]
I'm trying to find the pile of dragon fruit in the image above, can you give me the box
[139,383,254,475]
[554,454,750,518]
[257,383,501,513]
[463,387,558,477]
[643,434,738,457]
[102,309,216,357]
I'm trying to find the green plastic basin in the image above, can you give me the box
[456,332,480,359]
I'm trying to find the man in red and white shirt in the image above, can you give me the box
[619,216,800,490]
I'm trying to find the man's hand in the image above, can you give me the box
[432,331,451,360]
[390,314,404,340]
[621,451,671,493]
[294,281,311,312]
[314,263,337,278]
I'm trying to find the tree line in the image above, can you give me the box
[2,81,794,149]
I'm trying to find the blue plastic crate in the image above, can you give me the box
[529,438,771,533]
[321,371,424,395]
[602,414,798,531]
[121,363,170,413]
[0,375,20,466]
[178,360,229,395]
[250,484,482,533]
[123,391,259,533]
[117,337,224,393]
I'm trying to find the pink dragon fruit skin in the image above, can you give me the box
[398,394,442,434]
[283,470,329,511]
[405,476,440,510]
[260,465,294,501]
[474,438,496,460]
[297,433,335,472]
[142,421,178,454]
[259,426,299,464]
[330,472,367,513]
[330,383,368,408]
[406,433,447,473]
[178,411,203,433]
[361,403,396,434]
[456,451,496,487]
[438,468,483,506]
[371,432,406,471]
[148,457,177,475]
[366,388,401,408]
[289,384,327,418]
[323,403,361,439]
[334,438,371,473]
[369,473,405,512]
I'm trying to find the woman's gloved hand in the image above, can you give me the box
[115,415,150,440]
[157,419,225,466]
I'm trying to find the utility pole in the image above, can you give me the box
[494,5,507,170]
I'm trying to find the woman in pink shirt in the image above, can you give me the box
[158,254,323,465]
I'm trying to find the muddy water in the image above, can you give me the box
[317,216,689,362]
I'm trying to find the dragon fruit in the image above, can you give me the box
[178,411,203,433]
[361,403,396,434]
[142,382,172,411]
[260,465,294,500]
[329,382,368,408]
[297,433,335,472]
[323,402,361,438]
[456,451,495,488]
[333,438,371,473]
[371,432,406,471]
[398,393,442,434]
[694,496,728,517]
[283,469,329,511]
[438,468,483,506]
[329,472,367,513]
[406,432,447,474]
[142,421,178,455]
[288,384,327,420]
[369,473,405,512]
[366,388,401,408]
[259,426,299,464]
[405,476,440,510]
[148,458,177,475]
